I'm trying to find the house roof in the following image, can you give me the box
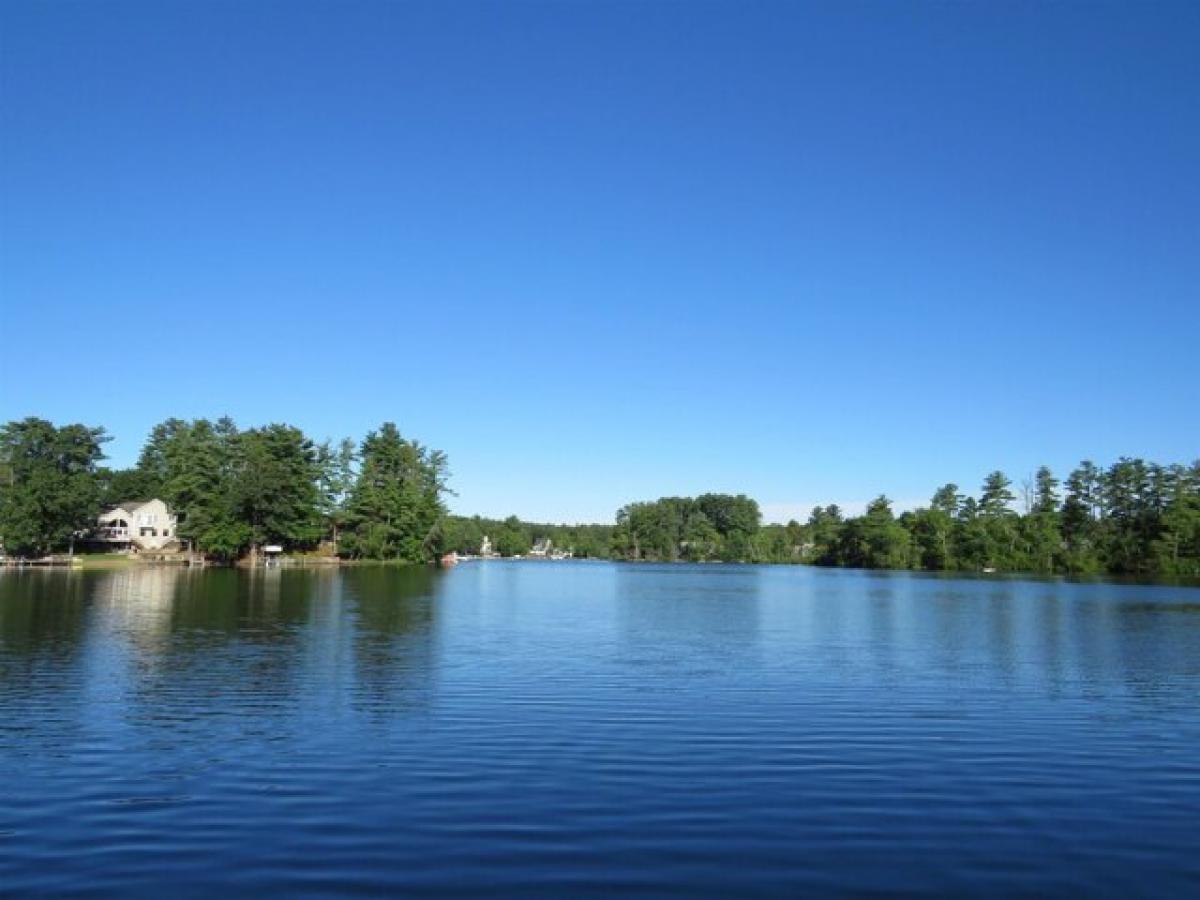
[101,499,170,516]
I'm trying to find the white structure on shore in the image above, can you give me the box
[94,499,179,551]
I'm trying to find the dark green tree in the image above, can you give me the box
[1152,462,1200,574]
[835,495,911,569]
[807,504,843,564]
[340,423,448,562]
[316,437,357,551]
[1061,461,1103,573]
[158,419,248,560]
[234,424,324,552]
[0,418,109,557]
[977,471,1019,568]
[97,467,160,506]
[1020,465,1062,572]
[905,505,956,570]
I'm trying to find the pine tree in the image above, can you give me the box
[340,423,449,562]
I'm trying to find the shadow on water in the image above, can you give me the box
[340,565,441,713]
[0,570,89,662]
[0,572,93,748]
[0,566,446,735]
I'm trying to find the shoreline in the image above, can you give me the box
[4,555,1198,589]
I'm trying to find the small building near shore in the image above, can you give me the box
[93,499,179,551]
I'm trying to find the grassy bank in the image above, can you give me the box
[75,552,134,569]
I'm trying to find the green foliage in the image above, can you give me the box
[830,496,911,569]
[339,423,448,563]
[752,523,795,563]
[234,424,324,550]
[902,505,956,570]
[5,415,1196,579]
[0,418,109,557]
[150,418,246,560]
[316,437,357,551]
[612,494,762,562]
[1152,463,1200,575]
[602,459,1200,578]
[791,458,1200,578]
[118,417,447,563]
[806,505,843,565]
[96,466,160,507]
[493,517,533,557]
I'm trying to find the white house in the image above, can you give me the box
[95,499,179,551]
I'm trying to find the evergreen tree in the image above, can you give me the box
[1153,462,1200,575]
[316,437,357,551]
[1062,461,1103,573]
[1033,466,1060,515]
[340,423,448,562]
[1020,465,1062,572]
[161,419,249,560]
[234,424,323,552]
[977,471,1019,568]
[1100,457,1159,573]
[930,483,962,517]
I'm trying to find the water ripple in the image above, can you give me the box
[1,564,1199,895]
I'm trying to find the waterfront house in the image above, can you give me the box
[529,538,552,557]
[94,499,179,551]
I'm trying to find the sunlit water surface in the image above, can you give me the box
[2,562,1199,896]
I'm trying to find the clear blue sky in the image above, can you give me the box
[2,1,1197,524]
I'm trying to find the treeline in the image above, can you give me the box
[441,515,613,559]
[0,417,449,562]
[611,494,762,562]
[4,419,1197,577]
[611,460,1200,577]
[791,462,1200,577]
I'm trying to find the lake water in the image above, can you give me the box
[1,562,1199,896]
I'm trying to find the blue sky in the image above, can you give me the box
[2,1,1197,523]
